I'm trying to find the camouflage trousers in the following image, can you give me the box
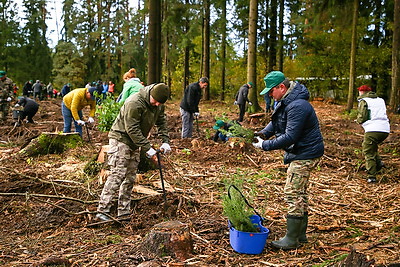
[0,102,10,122]
[97,139,139,217]
[284,157,320,217]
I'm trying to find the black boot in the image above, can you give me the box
[271,215,303,250]
[298,212,308,243]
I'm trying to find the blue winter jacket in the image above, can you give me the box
[259,82,324,164]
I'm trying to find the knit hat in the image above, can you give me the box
[213,120,225,130]
[357,85,372,92]
[260,71,286,95]
[150,83,170,104]
[248,82,254,87]
[0,71,6,78]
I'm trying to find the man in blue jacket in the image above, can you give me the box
[253,71,324,250]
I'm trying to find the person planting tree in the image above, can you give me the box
[96,83,171,221]
[253,71,324,250]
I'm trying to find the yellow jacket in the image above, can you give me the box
[63,88,96,120]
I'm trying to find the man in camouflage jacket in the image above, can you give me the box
[0,71,14,123]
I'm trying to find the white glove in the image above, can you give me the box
[160,143,171,154]
[7,97,12,102]
[76,120,85,126]
[88,117,95,124]
[194,112,200,117]
[234,101,238,105]
[146,147,157,158]
[252,136,264,149]
[15,104,20,107]
[248,101,253,106]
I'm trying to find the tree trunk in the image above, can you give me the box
[247,0,261,112]
[389,0,400,110]
[268,0,277,72]
[346,0,359,112]
[278,0,284,71]
[220,0,227,101]
[148,0,162,84]
[202,0,211,100]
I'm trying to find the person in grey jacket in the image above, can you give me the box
[96,83,171,221]
[234,82,253,122]
[253,71,324,250]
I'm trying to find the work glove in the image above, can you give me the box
[7,97,12,102]
[248,101,253,106]
[88,117,95,124]
[252,136,264,149]
[234,101,238,105]
[76,120,85,126]
[194,112,200,117]
[160,143,171,154]
[15,104,20,107]
[146,147,157,158]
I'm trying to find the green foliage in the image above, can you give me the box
[222,183,257,233]
[95,94,122,132]
[217,121,255,143]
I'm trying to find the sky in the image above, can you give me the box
[15,0,139,48]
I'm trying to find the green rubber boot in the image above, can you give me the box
[298,212,308,243]
[271,215,303,250]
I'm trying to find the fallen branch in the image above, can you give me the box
[0,192,97,204]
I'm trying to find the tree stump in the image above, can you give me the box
[139,221,193,261]
[19,132,82,156]
[338,249,375,267]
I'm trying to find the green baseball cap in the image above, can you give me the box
[260,71,285,95]
[213,120,225,130]
[0,70,6,78]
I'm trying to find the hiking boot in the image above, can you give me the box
[96,213,111,222]
[367,177,377,183]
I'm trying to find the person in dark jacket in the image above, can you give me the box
[61,83,71,97]
[23,80,33,97]
[15,96,39,123]
[179,77,208,138]
[253,71,324,250]
[234,82,253,122]
[96,83,171,221]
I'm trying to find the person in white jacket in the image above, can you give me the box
[356,85,390,183]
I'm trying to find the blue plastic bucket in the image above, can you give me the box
[229,215,270,254]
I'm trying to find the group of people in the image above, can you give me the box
[22,80,59,100]
[1,67,391,251]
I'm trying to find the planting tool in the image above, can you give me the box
[84,123,91,143]
[195,114,200,135]
[156,149,168,211]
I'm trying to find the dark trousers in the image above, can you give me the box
[362,131,389,179]
[238,104,246,122]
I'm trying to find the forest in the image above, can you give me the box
[1,0,399,110]
[0,0,400,266]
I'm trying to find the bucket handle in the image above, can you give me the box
[227,184,264,224]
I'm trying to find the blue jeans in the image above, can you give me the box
[62,102,83,136]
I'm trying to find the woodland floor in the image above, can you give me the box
[0,97,399,267]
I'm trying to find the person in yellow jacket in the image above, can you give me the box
[62,87,101,136]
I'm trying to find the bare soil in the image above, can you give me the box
[0,98,399,266]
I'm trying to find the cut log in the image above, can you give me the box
[19,132,82,156]
[139,221,193,261]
